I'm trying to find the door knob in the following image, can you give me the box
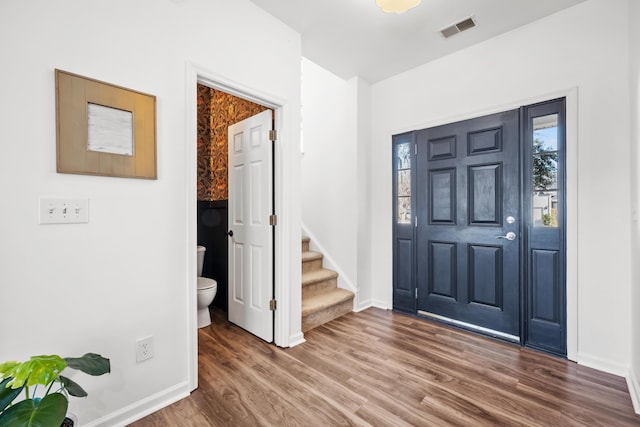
[496,231,516,241]
[227,230,234,237]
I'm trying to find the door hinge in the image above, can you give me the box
[415,216,418,227]
[269,299,277,311]
[415,288,418,299]
[415,144,418,155]
[269,129,277,142]
[269,214,278,226]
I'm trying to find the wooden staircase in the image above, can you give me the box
[301,237,354,332]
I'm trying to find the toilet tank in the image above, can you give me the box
[197,245,206,276]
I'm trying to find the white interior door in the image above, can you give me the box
[228,109,273,342]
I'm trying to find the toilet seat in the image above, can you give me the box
[197,277,217,290]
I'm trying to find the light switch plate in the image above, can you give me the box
[39,198,89,224]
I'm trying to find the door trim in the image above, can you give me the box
[389,87,578,361]
[185,62,295,391]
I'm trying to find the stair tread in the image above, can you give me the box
[302,251,323,262]
[302,288,354,316]
[302,268,338,286]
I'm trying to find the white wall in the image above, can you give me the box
[356,78,373,309]
[628,0,640,413]
[301,58,373,309]
[301,59,357,288]
[370,0,631,374]
[0,0,301,425]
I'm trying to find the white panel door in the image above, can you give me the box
[228,110,273,342]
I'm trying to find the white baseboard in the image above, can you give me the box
[288,332,306,347]
[577,352,629,377]
[84,381,190,427]
[354,298,372,312]
[628,369,640,415]
[372,299,391,310]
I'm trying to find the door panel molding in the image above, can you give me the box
[429,168,456,224]
[468,163,502,226]
[468,126,503,155]
[428,240,457,300]
[428,136,457,160]
[531,249,560,324]
[468,243,503,309]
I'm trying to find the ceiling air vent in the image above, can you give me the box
[440,16,476,39]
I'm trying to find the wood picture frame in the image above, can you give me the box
[55,69,157,179]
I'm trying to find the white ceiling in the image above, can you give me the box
[249,0,586,83]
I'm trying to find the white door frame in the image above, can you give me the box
[185,62,295,391]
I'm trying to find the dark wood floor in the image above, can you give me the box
[131,308,640,426]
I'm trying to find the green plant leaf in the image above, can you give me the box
[3,356,67,389]
[58,376,87,398]
[0,393,68,427]
[64,353,110,376]
[0,377,24,412]
[0,361,19,380]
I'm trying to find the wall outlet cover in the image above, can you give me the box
[136,336,154,363]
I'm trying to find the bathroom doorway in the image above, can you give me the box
[196,83,275,336]
[196,83,273,315]
[187,64,298,392]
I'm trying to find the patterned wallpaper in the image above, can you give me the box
[197,84,271,201]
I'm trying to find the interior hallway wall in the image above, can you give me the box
[370,0,631,375]
[301,58,372,308]
[301,58,358,289]
[356,77,373,309]
[0,0,301,425]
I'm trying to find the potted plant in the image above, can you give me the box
[0,353,110,426]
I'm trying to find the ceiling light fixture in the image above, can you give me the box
[375,0,421,14]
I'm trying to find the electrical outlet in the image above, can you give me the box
[136,336,154,363]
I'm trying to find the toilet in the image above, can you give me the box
[197,245,217,328]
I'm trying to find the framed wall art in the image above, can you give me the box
[55,69,157,179]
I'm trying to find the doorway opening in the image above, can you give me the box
[187,66,289,391]
[195,83,273,316]
[195,82,276,337]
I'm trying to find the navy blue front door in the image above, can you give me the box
[416,109,521,338]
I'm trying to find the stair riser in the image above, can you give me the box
[302,298,354,332]
[302,258,323,273]
[302,277,338,299]
[300,238,354,332]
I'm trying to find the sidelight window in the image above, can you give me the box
[532,114,559,228]
[396,143,412,224]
